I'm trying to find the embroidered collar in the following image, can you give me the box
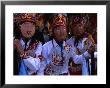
[52,39,66,48]
[20,38,31,48]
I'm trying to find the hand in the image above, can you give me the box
[14,39,24,56]
[38,55,45,61]
[88,45,95,54]
[26,49,36,57]
[20,51,30,59]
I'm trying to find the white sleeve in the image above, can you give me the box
[23,56,40,72]
[71,38,91,64]
[42,45,50,65]
[35,43,42,58]
[83,51,91,59]
[71,52,85,64]
[37,45,48,75]
[37,61,46,75]
[71,49,91,64]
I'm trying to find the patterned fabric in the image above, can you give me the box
[49,13,67,30]
[14,13,36,24]
[42,39,71,75]
[67,37,91,75]
[18,38,43,75]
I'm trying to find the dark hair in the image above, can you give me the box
[14,22,21,39]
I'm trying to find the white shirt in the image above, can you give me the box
[66,37,91,75]
[19,38,44,75]
[42,39,71,75]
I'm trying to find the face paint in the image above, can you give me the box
[72,23,85,37]
[54,26,67,42]
[70,14,89,37]
[20,22,35,38]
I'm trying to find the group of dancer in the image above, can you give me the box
[14,13,97,75]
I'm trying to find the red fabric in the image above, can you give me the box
[69,61,82,75]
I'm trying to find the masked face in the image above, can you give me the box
[20,22,35,39]
[71,23,85,37]
[53,26,67,42]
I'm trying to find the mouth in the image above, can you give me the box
[27,31,31,35]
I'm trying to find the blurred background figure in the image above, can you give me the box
[35,13,45,44]
[86,14,97,75]
[43,27,51,43]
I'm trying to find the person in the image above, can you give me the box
[14,13,44,75]
[42,13,72,75]
[43,27,51,43]
[35,13,45,44]
[86,14,97,75]
[67,14,96,75]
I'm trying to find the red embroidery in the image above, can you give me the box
[44,64,53,75]
[22,41,39,58]
[52,53,65,66]
[38,55,44,61]
[69,58,82,75]
[76,48,81,55]
[28,41,39,50]
[64,45,71,53]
